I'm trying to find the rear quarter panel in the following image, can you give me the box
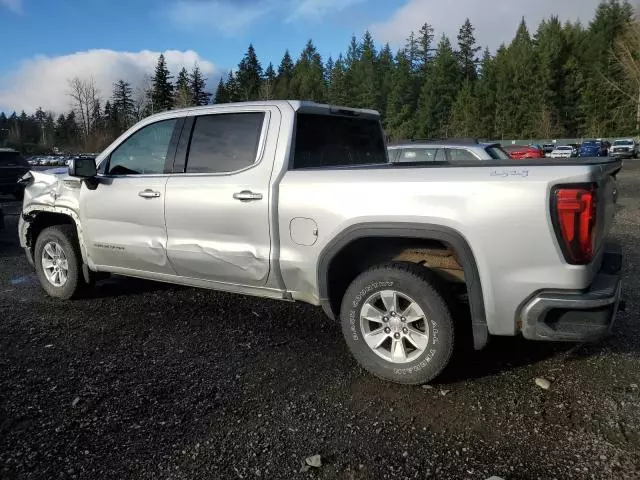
[278,163,611,336]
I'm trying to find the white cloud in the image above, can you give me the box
[0,49,220,114]
[1,0,22,13]
[285,0,366,22]
[167,0,275,36]
[370,0,604,51]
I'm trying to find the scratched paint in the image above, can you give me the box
[169,242,269,282]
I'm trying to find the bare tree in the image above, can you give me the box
[67,77,100,138]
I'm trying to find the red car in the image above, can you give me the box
[503,145,544,160]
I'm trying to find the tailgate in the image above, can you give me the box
[597,159,621,243]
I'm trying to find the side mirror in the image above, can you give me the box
[68,157,97,178]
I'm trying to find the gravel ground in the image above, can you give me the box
[1,164,639,480]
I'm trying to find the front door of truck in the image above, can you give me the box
[80,117,181,275]
[165,107,278,286]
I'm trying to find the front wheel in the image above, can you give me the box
[34,225,86,299]
[340,263,455,385]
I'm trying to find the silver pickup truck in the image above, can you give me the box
[18,101,624,385]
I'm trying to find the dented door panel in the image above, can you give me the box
[80,176,175,274]
[165,106,280,286]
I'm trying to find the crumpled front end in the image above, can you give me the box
[18,169,83,249]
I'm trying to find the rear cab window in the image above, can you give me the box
[291,112,387,169]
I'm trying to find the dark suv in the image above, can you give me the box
[0,148,30,199]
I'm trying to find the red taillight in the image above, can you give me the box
[552,185,598,264]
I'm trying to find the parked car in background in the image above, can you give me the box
[610,138,639,159]
[0,148,30,199]
[579,140,610,157]
[388,139,511,163]
[18,100,624,385]
[503,145,544,160]
[548,145,577,158]
[542,144,556,156]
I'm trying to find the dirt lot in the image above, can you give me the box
[1,164,639,480]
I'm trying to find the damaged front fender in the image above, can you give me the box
[19,169,89,265]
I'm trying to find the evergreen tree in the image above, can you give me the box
[274,50,294,99]
[475,47,497,139]
[417,23,435,73]
[378,44,395,118]
[150,54,174,113]
[493,19,539,138]
[328,54,350,106]
[290,40,326,102]
[190,64,212,106]
[581,0,634,135]
[44,113,56,147]
[352,31,380,110]
[224,71,241,102]
[91,98,102,134]
[385,50,417,140]
[457,18,481,82]
[214,77,229,104]
[103,101,119,138]
[449,79,480,137]
[236,44,263,101]
[415,34,462,138]
[174,67,193,108]
[324,56,334,88]
[54,114,67,146]
[261,62,276,100]
[112,80,135,130]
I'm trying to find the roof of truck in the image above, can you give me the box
[161,100,380,118]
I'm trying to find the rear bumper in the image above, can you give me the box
[520,244,624,342]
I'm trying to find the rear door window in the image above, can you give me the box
[185,112,265,174]
[292,113,387,169]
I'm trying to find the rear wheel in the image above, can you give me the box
[34,225,87,299]
[340,262,455,385]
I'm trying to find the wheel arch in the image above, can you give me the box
[22,206,89,265]
[317,222,489,350]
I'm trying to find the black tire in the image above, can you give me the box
[340,262,455,385]
[34,225,86,299]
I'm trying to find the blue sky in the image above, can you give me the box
[0,0,604,113]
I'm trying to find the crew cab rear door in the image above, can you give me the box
[164,105,279,286]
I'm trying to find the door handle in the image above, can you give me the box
[233,190,263,202]
[138,189,161,199]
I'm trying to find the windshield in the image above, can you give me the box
[557,146,572,151]
[614,140,634,146]
[485,145,511,160]
[582,141,598,147]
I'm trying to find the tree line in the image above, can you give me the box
[0,56,212,153]
[1,0,638,153]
